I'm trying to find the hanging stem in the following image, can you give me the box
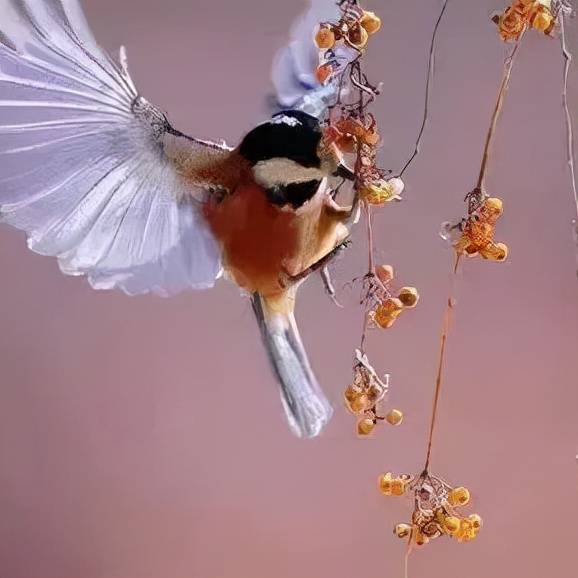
[398,0,450,178]
[559,15,578,271]
[366,202,375,272]
[477,41,522,191]
[423,254,461,472]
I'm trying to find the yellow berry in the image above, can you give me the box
[443,516,461,536]
[378,473,394,495]
[344,385,358,402]
[348,393,370,414]
[394,523,412,539]
[315,26,336,49]
[448,487,471,507]
[375,264,394,284]
[532,9,553,32]
[382,298,404,315]
[357,417,376,436]
[469,514,483,530]
[361,179,402,205]
[480,242,508,262]
[360,11,382,35]
[484,197,503,214]
[397,287,420,309]
[385,409,404,426]
[391,478,406,496]
[372,298,404,329]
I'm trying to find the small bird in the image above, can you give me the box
[0,0,357,438]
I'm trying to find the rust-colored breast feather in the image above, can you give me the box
[204,178,300,296]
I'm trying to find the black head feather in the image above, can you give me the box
[239,110,322,168]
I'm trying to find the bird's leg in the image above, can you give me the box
[320,265,343,308]
[329,161,360,222]
[280,239,350,288]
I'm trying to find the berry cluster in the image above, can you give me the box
[325,114,404,206]
[315,9,381,58]
[379,471,483,546]
[368,265,420,330]
[493,0,555,41]
[451,195,508,262]
[344,350,403,437]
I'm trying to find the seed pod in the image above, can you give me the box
[394,523,412,538]
[398,287,420,309]
[348,24,369,49]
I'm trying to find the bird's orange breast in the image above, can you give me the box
[204,181,301,296]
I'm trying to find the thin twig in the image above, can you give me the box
[559,15,578,274]
[398,0,450,178]
[477,40,522,190]
[423,254,460,472]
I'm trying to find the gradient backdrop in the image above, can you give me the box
[1,1,578,577]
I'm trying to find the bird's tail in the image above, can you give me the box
[251,293,333,438]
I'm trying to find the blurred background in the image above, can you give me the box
[1,1,578,577]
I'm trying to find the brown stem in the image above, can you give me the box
[423,254,461,472]
[559,15,578,274]
[477,41,522,191]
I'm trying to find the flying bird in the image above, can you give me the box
[0,0,358,438]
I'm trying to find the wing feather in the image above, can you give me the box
[0,0,229,295]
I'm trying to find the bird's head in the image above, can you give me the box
[239,110,349,209]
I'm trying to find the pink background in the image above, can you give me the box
[1,1,578,577]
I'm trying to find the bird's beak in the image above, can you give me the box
[333,162,355,181]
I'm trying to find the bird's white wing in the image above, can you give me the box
[0,0,230,296]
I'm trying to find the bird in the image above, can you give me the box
[0,0,358,438]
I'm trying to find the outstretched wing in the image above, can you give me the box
[0,0,231,296]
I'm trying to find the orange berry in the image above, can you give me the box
[532,8,553,32]
[357,417,376,436]
[378,472,394,495]
[335,134,357,153]
[360,11,382,35]
[315,63,333,84]
[442,516,461,536]
[448,487,471,507]
[391,478,406,496]
[385,409,404,426]
[480,242,508,262]
[469,514,483,530]
[315,26,336,49]
[348,393,371,414]
[375,264,394,284]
